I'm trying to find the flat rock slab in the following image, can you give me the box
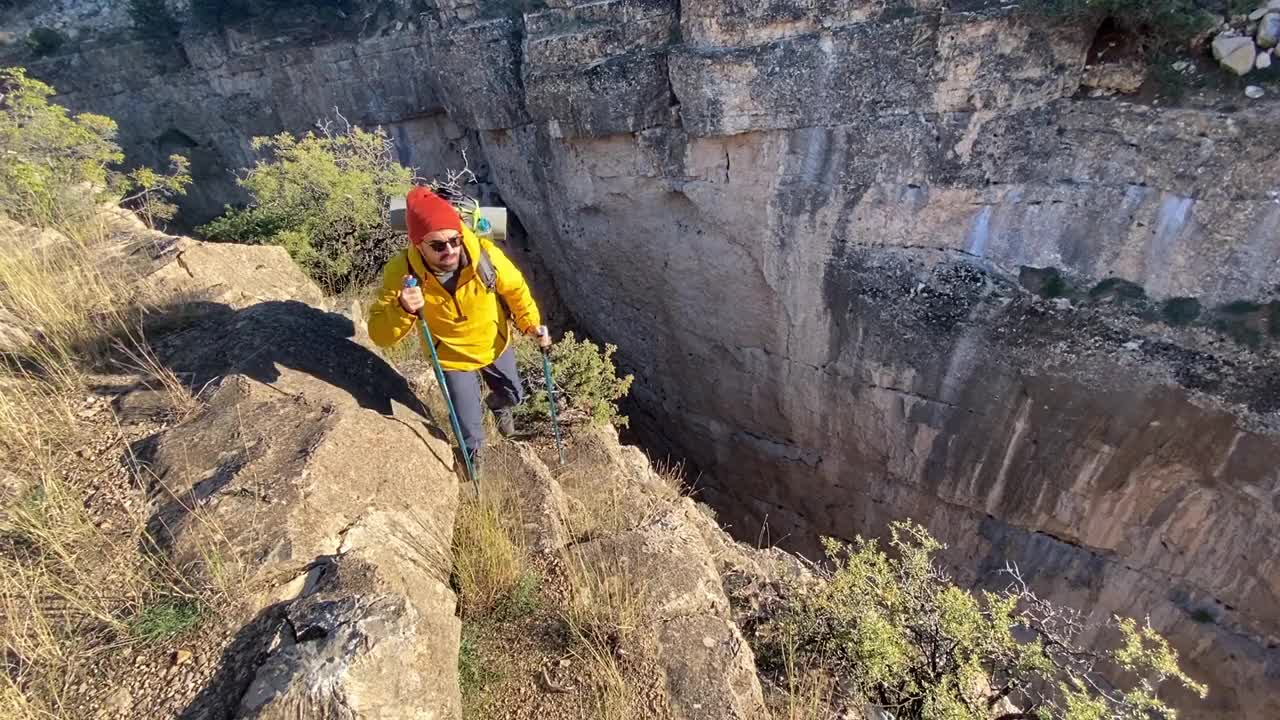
[126,240,463,719]
[571,509,729,620]
[656,614,767,720]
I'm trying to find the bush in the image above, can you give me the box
[190,0,357,31]
[128,0,181,41]
[198,118,412,294]
[25,27,66,56]
[0,68,191,231]
[0,68,124,225]
[758,521,1206,720]
[120,154,193,230]
[1024,0,1218,48]
[514,331,634,429]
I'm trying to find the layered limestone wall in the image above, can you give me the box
[15,0,1280,715]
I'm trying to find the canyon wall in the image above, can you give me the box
[11,0,1280,715]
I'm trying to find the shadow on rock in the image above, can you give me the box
[178,600,292,720]
[143,299,433,419]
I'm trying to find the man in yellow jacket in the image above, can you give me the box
[368,187,549,469]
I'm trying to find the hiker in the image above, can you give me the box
[368,187,550,470]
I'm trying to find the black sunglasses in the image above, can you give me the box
[425,235,462,252]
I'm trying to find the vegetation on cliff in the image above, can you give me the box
[0,68,190,230]
[0,72,224,719]
[198,118,410,294]
[754,521,1207,719]
[515,330,635,430]
[1026,0,1218,46]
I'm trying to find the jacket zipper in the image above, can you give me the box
[431,272,469,321]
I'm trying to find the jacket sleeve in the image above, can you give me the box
[367,251,418,348]
[486,240,542,334]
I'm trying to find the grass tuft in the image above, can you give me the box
[130,598,203,642]
[451,471,530,618]
[561,551,647,719]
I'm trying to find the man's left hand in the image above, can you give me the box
[528,325,552,350]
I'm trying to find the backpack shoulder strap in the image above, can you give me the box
[475,240,513,325]
[476,244,498,292]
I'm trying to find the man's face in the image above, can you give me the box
[417,229,463,272]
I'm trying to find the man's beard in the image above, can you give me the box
[428,255,460,273]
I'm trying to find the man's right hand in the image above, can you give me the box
[399,275,425,314]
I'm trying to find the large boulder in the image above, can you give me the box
[134,235,324,311]
[129,240,462,719]
[1258,12,1280,48]
[1213,33,1257,74]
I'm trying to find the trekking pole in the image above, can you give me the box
[541,346,566,466]
[405,276,480,494]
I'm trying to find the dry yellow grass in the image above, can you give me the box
[776,629,834,720]
[560,548,648,719]
[0,212,222,717]
[110,322,202,421]
[451,465,531,618]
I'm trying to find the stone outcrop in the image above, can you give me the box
[126,234,462,718]
[497,426,772,719]
[18,1,1280,716]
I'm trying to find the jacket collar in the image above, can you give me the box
[408,225,481,285]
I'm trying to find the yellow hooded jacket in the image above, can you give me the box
[367,226,542,371]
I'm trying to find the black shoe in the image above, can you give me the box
[495,407,516,438]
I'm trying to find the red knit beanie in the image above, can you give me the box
[405,187,462,244]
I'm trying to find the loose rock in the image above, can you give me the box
[1246,84,1266,98]
[1258,50,1273,68]
[1259,12,1280,48]
[1213,33,1258,75]
[106,687,133,713]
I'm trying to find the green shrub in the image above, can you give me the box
[1024,0,1217,48]
[128,0,181,41]
[0,68,124,225]
[458,628,499,699]
[1162,296,1202,326]
[121,154,192,229]
[198,120,412,293]
[514,331,634,430]
[190,0,357,31]
[0,68,191,229]
[758,520,1206,720]
[25,27,66,56]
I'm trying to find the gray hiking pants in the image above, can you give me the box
[442,345,525,456]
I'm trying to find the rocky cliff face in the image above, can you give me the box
[16,0,1280,716]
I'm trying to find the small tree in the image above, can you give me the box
[198,115,412,293]
[514,331,634,429]
[0,68,124,225]
[759,521,1206,720]
[128,0,181,41]
[121,154,192,230]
